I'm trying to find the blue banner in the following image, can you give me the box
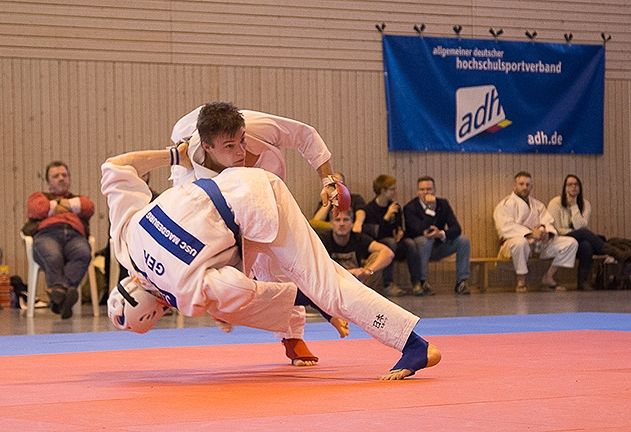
[383,35,604,153]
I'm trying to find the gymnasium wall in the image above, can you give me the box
[1,0,629,288]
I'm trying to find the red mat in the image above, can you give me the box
[1,330,630,431]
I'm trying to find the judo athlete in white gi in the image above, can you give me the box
[102,148,440,381]
[170,103,347,366]
[493,171,578,292]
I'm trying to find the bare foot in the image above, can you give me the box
[282,338,319,367]
[515,284,527,293]
[292,359,318,367]
[330,317,350,338]
[541,275,557,287]
[213,317,233,333]
[379,344,441,380]
[380,368,414,380]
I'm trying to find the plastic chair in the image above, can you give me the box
[20,232,100,318]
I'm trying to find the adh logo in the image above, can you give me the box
[455,85,511,144]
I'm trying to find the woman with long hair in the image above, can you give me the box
[548,174,606,290]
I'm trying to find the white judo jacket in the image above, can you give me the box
[169,106,332,286]
[102,162,297,332]
[170,106,331,182]
[494,192,558,242]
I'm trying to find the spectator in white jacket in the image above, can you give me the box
[493,171,578,292]
[547,174,606,290]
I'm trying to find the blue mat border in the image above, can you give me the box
[2,312,629,357]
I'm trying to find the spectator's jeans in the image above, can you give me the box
[413,234,471,283]
[33,225,91,290]
[567,228,605,284]
[380,237,420,287]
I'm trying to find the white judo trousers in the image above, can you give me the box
[242,172,419,351]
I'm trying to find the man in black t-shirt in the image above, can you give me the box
[360,175,420,297]
[319,209,394,292]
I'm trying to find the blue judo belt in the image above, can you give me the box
[193,178,241,242]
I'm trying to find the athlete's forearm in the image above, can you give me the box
[316,160,334,179]
[106,144,190,177]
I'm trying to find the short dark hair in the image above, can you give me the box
[196,102,245,147]
[372,174,396,195]
[333,208,354,221]
[45,161,69,182]
[514,171,532,180]
[417,175,435,185]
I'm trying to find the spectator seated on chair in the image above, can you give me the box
[493,171,578,293]
[22,160,95,319]
[319,209,394,291]
[403,176,471,296]
[309,172,366,235]
[548,174,608,291]
[20,232,100,318]
[361,175,420,297]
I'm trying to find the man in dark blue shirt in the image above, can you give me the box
[404,176,471,295]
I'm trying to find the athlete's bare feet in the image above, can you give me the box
[379,343,441,380]
[282,338,319,367]
[292,358,318,367]
[213,318,233,333]
[330,317,350,338]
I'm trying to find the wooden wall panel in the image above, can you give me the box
[2,59,630,286]
[1,1,630,290]
[1,1,629,76]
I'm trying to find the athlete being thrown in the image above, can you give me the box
[102,105,440,380]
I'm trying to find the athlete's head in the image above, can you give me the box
[107,277,170,334]
[196,102,247,172]
[197,102,244,146]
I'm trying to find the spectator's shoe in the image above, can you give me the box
[385,283,407,297]
[412,282,424,296]
[454,280,470,295]
[48,287,66,315]
[413,281,435,296]
[34,298,48,308]
[19,296,47,310]
[60,288,79,319]
[418,280,435,296]
[578,281,594,291]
